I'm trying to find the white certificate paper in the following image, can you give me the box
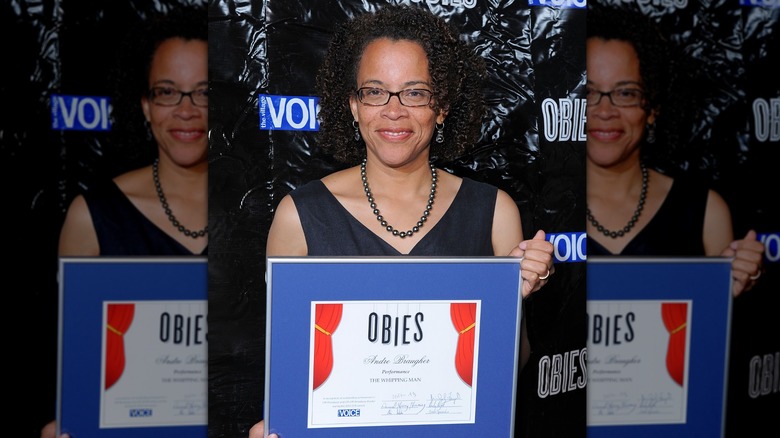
[307,300,480,428]
[99,300,207,428]
[587,299,691,426]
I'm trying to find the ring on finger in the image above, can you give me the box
[539,269,551,280]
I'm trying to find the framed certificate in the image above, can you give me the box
[586,257,732,438]
[57,257,207,437]
[265,257,525,437]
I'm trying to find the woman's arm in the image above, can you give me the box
[58,195,100,256]
[493,189,554,297]
[702,189,734,256]
[492,189,554,372]
[703,189,765,296]
[265,195,307,256]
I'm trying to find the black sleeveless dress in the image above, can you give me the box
[291,178,497,256]
[587,176,708,256]
[83,180,208,255]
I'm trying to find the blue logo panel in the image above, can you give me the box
[51,94,111,131]
[758,232,780,263]
[528,0,586,9]
[259,94,320,131]
[740,0,780,8]
[129,408,153,418]
[547,231,586,263]
[337,408,361,417]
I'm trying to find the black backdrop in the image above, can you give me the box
[4,0,777,437]
[208,1,587,437]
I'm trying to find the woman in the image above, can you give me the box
[58,7,207,257]
[585,3,763,296]
[253,5,554,437]
[42,5,207,437]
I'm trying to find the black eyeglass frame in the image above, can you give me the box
[355,87,435,107]
[586,87,645,108]
[147,87,209,108]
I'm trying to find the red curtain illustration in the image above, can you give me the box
[105,303,135,390]
[661,302,688,386]
[451,302,477,386]
[312,303,343,390]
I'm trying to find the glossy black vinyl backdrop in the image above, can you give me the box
[4,1,777,437]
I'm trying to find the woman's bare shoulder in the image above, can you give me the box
[113,165,152,196]
[320,166,359,196]
[266,194,306,256]
[59,194,99,256]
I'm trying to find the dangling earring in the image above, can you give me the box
[435,122,445,144]
[353,120,361,141]
[645,121,656,144]
[144,119,153,141]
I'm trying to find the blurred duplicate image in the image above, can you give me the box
[585,1,778,437]
[2,2,208,437]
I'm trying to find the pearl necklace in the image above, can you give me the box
[586,162,648,238]
[153,158,207,239]
[361,158,436,239]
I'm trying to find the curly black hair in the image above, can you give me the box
[587,2,690,172]
[316,5,487,165]
[107,2,207,174]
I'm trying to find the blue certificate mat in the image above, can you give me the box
[265,257,524,437]
[57,257,207,437]
[586,257,732,438]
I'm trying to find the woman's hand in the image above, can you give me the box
[510,229,555,298]
[40,421,69,438]
[721,229,765,297]
[249,420,279,438]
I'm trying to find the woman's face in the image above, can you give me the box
[349,38,446,167]
[586,37,654,168]
[141,37,208,167]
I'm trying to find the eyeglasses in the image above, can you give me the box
[148,86,208,107]
[355,87,434,107]
[586,87,644,107]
